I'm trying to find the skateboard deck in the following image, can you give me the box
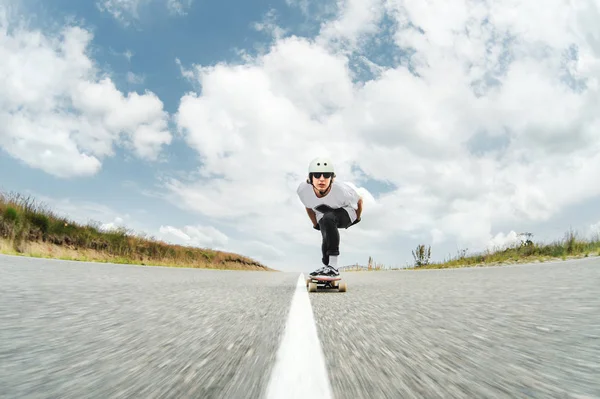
[306,274,347,292]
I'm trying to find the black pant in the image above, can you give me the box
[318,208,354,266]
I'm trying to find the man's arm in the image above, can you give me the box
[306,207,318,227]
[356,197,363,219]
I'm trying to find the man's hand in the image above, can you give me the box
[313,224,320,230]
[306,207,318,227]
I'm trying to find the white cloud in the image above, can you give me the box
[96,0,146,23]
[0,16,172,178]
[126,71,144,84]
[487,230,521,251]
[166,0,600,271]
[318,0,385,51]
[166,0,193,15]
[253,9,287,42]
[590,221,600,239]
[285,0,311,16]
[158,225,229,248]
[96,0,193,23]
[100,217,126,232]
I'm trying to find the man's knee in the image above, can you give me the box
[320,212,336,226]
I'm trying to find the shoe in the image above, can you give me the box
[310,265,339,277]
[309,266,328,276]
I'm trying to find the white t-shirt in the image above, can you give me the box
[297,180,360,223]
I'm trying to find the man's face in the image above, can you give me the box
[312,172,332,190]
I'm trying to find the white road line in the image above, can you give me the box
[265,273,333,399]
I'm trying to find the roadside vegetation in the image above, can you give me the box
[410,230,600,269]
[0,191,274,271]
[341,230,600,272]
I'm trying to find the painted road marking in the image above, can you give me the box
[265,273,333,399]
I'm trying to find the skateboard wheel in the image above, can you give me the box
[306,278,311,287]
[338,281,347,292]
[308,282,317,292]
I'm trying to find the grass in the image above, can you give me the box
[0,190,275,271]
[413,228,600,270]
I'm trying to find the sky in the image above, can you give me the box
[1,0,600,272]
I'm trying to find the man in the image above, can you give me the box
[296,156,363,276]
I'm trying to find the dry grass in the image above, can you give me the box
[0,191,275,271]
[414,229,600,270]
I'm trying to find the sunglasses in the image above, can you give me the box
[312,172,333,178]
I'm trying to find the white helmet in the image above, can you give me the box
[308,157,335,174]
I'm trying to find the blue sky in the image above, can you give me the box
[2,0,600,272]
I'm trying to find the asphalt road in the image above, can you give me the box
[1,255,599,398]
[0,256,296,398]
[312,258,600,399]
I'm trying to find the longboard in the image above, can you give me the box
[306,275,347,293]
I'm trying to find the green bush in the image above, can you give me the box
[27,212,50,234]
[3,207,18,223]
